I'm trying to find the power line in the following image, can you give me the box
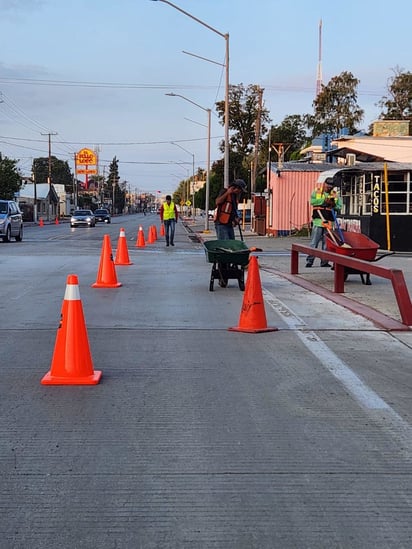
[0,77,384,97]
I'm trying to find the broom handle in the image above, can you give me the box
[318,210,340,246]
[331,209,346,243]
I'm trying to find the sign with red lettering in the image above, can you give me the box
[76,148,97,166]
[77,168,97,175]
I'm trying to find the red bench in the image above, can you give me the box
[291,243,412,326]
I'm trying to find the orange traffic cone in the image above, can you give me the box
[39,218,44,227]
[55,217,59,225]
[135,225,146,247]
[147,225,155,244]
[229,256,278,333]
[114,227,133,265]
[92,235,122,288]
[41,274,102,385]
[160,223,165,237]
[152,225,158,240]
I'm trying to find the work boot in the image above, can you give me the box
[321,262,331,267]
[305,262,313,268]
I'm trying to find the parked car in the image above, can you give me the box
[94,208,111,223]
[0,199,23,242]
[70,209,95,227]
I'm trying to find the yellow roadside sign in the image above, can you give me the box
[186,200,191,206]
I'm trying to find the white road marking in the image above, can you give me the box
[262,286,412,450]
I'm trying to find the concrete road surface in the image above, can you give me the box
[1,214,412,548]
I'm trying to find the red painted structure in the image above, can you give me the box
[266,163,338,236]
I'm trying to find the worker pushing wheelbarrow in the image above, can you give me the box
[204,177,262,291]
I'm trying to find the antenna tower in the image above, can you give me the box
[316,19,323,97]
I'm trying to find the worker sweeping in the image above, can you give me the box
[306,179,342,268]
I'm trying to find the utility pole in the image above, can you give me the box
[251,87,264,196]
[41,132,57,221]
[271,143,292,170]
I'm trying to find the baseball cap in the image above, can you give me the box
[232,179,246,191]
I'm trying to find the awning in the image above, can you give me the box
[316,168,343,183]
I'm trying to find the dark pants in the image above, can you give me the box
[306,225,329,266]
[164,219,176,245]
[215,222,235,240]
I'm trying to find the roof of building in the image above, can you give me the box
[18,183,59,201]
[330,135,412,163]
[270,162,341,173]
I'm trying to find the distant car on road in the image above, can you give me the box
[70,209,96,227]
[94,208,111,223]
[0,199,23,242]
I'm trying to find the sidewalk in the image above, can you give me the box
[183,217,412,330]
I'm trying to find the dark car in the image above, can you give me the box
[0,199,23,242]
[94,208,111,223]
[70,209,96,227]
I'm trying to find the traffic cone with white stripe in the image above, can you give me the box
[41,274,102,385]
[135,225,146,247]
[114,227,133,265]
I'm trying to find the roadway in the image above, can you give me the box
[1,213,412,548]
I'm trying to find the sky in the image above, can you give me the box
[1,0,411,196]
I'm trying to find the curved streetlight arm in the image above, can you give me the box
[153,0,229,190]
[166,93,206,113]
[151,0,226,39]
[182,50,224,67]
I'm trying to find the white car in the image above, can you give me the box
[70,209,96,227]
[0,200,23,242]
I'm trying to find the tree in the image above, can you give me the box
[378,66,412,121]
[261,115,309,163]
[216,83,271,180]
[107,157,125,213]
[0,153,22,198]
[308,71,364,136]
[32,156,72,189]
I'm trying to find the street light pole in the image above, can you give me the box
[166,93,211,231]
[152,0,229,189]
[170,141,195,221]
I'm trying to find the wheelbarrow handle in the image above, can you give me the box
[371,251,396,262]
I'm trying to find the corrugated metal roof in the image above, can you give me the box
[270,162,341,173]
[270,161,412,174]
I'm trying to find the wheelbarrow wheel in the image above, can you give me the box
[219,278,228,288]
[217,262,228,288]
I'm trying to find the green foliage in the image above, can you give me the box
[308,71,364,136]
[215,83,271,159]
[107,156,125,212]
[260,115,309,164]
[32,156,72,189]
[378,66,412,121]
[0,153,22,199]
